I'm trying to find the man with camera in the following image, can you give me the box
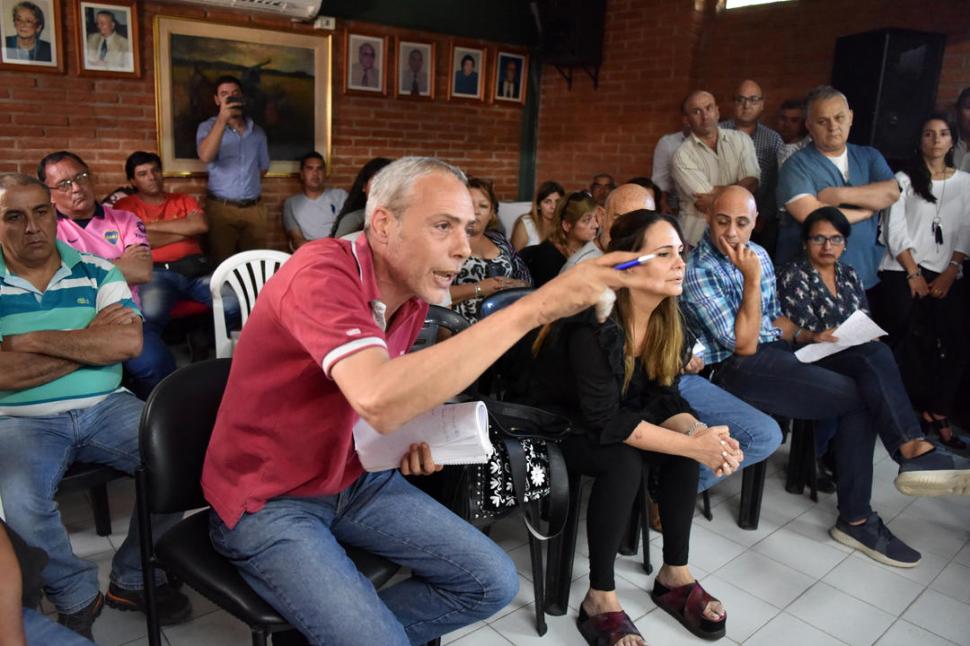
[196,75,270,264]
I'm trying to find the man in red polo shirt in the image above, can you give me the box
[201,157,640,645]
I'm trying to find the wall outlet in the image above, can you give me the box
[313,15,335,30]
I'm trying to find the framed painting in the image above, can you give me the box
[394,38,434,100]
[0,0,63,73]
[449,43,485,102]
[493,51,527,105]
[75,0,139,77]
[154,16,332,177]
[344,32,386,95]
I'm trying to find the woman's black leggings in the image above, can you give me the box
[559,433,699,591]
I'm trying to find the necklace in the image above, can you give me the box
[932,173,947,247]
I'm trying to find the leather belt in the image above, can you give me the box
[207,194,260,208]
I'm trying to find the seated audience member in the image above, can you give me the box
[200,157,643,645]
[776,98,810,168]
[652,126,688,214]
[672,90,760,246]
[878,114,969,448]
[527,211,735,645]
[559,185,781,492]
[0,174,190,639]
[509,180,564,250]
[0,517,94,645]
[114,151,219,335]
[775,85,900,290]
[954,87,970,172]
[450,177,530,321]
[590,173,615,207]
[625,176,662,207]
[523,191,599,287]
[39,151,174,399]
[102,185,134,207]
[282,151,348,249]
[331,157,392,238]
[562,183,652,272]
[682,187,970,568]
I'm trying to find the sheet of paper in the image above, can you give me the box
[794,310,887,363]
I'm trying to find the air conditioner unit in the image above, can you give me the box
[175,0,322,21]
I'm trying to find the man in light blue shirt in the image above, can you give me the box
[196,75,270,264]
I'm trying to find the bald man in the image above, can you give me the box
[561,183,652,271]
[671,91,760,247]
[681,186,970,567]
[720,79,783,255]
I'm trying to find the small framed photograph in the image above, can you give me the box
[0,0,63,73]
[494,51,527,105]
[75,0,139,77]
[449,43,485,102]
[395,38,434,100]
[345,32,386,95]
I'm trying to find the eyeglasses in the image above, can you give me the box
[49,171,91,193]
[807,234,845,247]
[14,16,38,25]
[735,95,763,105]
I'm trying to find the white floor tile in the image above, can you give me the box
[700,495,785,548]
[864,546,951,587]
[751,526,848,578]
[887,507,969,561]
[875,619,959,646]
[163,609,253,646]
[930,561,970,605]
[952,540,970,567]
[91,605,150,646]
[744,612,848,646]
[566,573,654,618]
[902,588,970,645]
[448,624,514,645]
[442,620,486,644]
[686,524,747,574]
[489,603,588,646]
[634,608,737,646]
[787,582,894,646]
[821,554,925,616]
[487,575,534,623]
[714,551,815,608]
[698,574,779,643]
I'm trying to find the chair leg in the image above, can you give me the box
[618,486,642,557]
[544,474,583,616]
[700,490,713,521]
[639,467,652,574]
[424,640,442,646]
[737,461,767,530]
[527,523,547,635]
[785,420,810,495]
[252,630,268,646]
[135,469,162,646]
[90,483,112,537]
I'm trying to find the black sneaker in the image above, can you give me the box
[829,512,921,568]
[58,591,104,639]
[105,581,192,625]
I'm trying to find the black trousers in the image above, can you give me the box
[560,433,698,591]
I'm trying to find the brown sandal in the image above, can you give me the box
[577,606,645,645]
[650,579,726,640]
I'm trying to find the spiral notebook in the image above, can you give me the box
[352,401,494,472]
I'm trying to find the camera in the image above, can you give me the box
[226,96,245,108]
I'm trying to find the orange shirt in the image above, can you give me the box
[115,193,204,263]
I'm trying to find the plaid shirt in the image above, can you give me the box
[721,120,783,217]
[681,232,782,365]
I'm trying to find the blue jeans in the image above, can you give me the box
[209,470,518,646]
[711,341,875,522]
[23,608,94,645]
[678,374,783,492]
[0,392,178,614]
[139,268,214,329]
[123,324,176,400]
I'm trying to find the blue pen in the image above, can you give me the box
[613,253,657,271]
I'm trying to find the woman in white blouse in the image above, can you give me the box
[509,180,564,250]
[879,114,969,449]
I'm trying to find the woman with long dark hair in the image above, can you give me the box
[878,113,970,448]
[330,157,393,238]
[526,210,737,645]
[509,180,564,250]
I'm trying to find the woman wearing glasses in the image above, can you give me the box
[878,114,969,448]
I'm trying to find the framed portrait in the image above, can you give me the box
[75,0,139,77]
[154,16,332,177]
[345,32,386,95]
[449,43,485,102]
[394,38,433,100]
[493,51,527,105]
[0,0,63,73]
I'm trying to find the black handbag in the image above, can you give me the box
[449,397,572,541]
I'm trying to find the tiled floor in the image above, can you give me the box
[52,433,970,646]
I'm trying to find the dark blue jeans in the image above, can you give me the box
[711,341,875,522]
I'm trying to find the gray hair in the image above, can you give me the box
[0,172,49,199]
[805,85,849,115]
[364,156,467,227]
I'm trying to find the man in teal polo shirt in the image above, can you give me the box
[0,174,190,639]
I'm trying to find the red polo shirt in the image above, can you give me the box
[202,235,429,529]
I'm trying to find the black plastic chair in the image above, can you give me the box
[58,463,127,537]
[136,359,401,646]
[410,305,472,352]
[479,287,533,319]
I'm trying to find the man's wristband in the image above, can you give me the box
[906,269,921,281]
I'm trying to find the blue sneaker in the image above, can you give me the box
[829,513,921,568]
[895,446,970,497]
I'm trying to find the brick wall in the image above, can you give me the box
[0,1,526,249]
[535,0,970,192]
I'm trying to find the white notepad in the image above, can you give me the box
[352,401,494,472]
[794,310,888,363]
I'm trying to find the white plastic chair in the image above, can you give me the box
[210,250,291,358]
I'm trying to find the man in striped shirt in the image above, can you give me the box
[0,174,190,639]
